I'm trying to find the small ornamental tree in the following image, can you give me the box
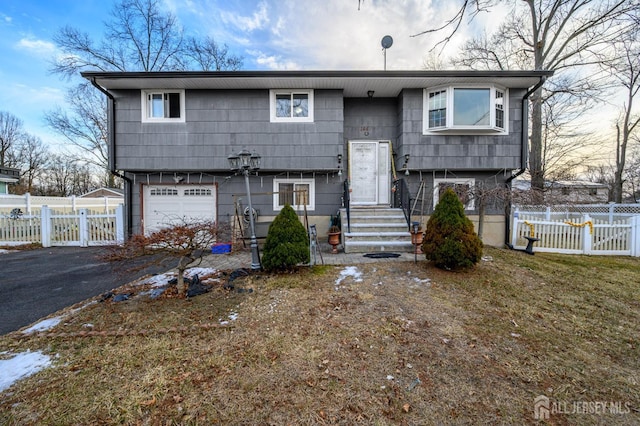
[103,219,224,296]
[262,204,309,271]
[422,188,483,270]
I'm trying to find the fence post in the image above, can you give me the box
[25,193,31,215]
[79,208,89,247]
[546,206,551,221]
[115,204,124,244]
[583,214,592,255]
[41,206,51,248]
[631,215,640,257]
[511,211,520,248]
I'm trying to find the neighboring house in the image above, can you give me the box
[513,179,610,204]
[0,167,20,195]
[80,187,124,198]
[83,70,553,249]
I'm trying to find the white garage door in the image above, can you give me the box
[143,184,217,233]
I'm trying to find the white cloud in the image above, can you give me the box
[221,1,269,32]
[249,50,301,70]
[16,37,56,57]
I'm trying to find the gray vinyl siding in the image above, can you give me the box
[343,98,399,141]
[112,89,344,171]
[397,88,525,170]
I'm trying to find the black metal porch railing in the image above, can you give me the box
[343,179,350,232]
[392,178,411,229]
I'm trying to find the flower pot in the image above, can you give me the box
[328,232,341,254]
[410,230,423,254]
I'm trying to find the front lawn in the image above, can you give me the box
[1,247,638,424]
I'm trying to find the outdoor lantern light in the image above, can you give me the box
[228,149,262,270]
[403,153,410,175]
[337,154,343,177]
[367,90,375,99]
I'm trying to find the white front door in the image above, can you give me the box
[349,141,390,206]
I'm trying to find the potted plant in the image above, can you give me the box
[327,214,341,254]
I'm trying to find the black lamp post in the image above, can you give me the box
[228,149,262,270]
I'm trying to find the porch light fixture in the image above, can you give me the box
[337,154,343,177]
[367,90,375,99]
[402,153,410,175]
[228,149,262,270]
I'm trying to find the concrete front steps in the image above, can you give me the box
[340,207,414,253]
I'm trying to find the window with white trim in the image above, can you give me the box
[273,178,315,211]
[424,86,507,134]
[141,90,185,122]
[269,90,314,122]
[433,179,475,210]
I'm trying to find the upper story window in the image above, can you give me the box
[141,90,185,123]
[269,90,314,122]
[273,178,315,211]
[424,86,507,134]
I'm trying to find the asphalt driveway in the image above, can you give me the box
[0,246,172,335]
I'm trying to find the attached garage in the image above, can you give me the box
[142,184,217,233]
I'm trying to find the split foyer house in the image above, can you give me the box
[82,70,552,252]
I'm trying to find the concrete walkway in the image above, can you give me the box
[200,243,420,271]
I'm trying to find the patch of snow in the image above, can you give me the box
[386,375,394,380]
[22,317,62,334]
[185,267,217,278]
[228,312,239,321]
[83,323,94,328]
[141,273,175,288]
[335,266,363,289]
[0,351,52,392]
[412,277,431,284]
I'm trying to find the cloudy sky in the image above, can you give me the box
[0,0,504,148]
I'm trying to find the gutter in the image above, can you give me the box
[504,75,548,247]
[89,77,134,238]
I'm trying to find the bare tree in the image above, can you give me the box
[44,82,113,186]
[0,111,25,168]
[410,0,636,194]
[103,219,225,296]
[53,0,184,76]
[183,36,244,71]
[599,25,640,202]
[16,135,50,194]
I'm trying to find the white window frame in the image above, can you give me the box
[141,89,185,123]
[273,178,315,211]
[433,178,476,211]
[423,85,508,134]
[269,90,314,123]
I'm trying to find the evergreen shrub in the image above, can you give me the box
[422,188,483,270]
[262,204,310,271]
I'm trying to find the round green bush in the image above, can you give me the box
[422,188,483,270]
[262,204,310,271]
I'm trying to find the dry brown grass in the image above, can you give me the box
[1,247,639,425]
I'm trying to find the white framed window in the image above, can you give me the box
[269,90,314,122]
[433,178,476,210]
[141,90,185,122]
[273,178,315,211]
[423,86,507,134]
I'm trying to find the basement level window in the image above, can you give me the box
[273,178,315,211]
[141,90,185,123]
[433,179,476,210]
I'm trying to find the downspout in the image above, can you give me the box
[504,75,547,247]
[89,77,134,238]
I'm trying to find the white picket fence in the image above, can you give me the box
[512,205,640,256]
[0,205,124,247]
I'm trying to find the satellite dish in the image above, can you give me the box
[381,35,393,49]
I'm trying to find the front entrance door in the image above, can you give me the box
[349,141,390,206]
